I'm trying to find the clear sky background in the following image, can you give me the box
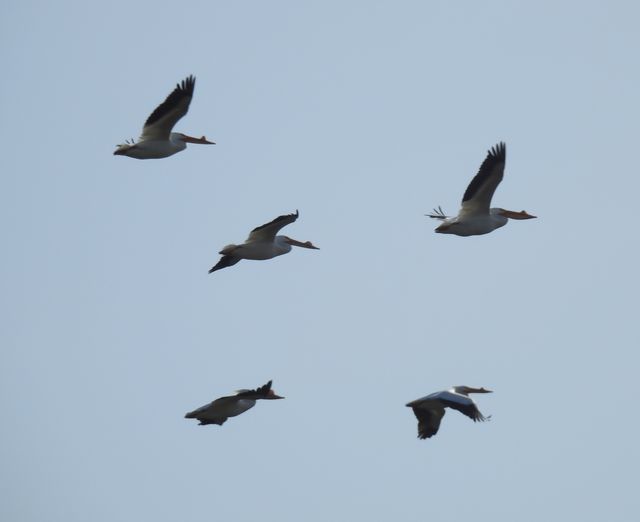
[2,1,639,521]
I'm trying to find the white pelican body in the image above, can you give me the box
[406,386,492,439]
[114,75,214,159]
[209,210,319,273]
[185,380,284,426]
[428,142,536,236]
[117,134,190,160]
[225,235,296,260]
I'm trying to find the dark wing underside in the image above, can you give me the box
[461,142,506,211]
[142,75,196,139]
[196,417,227,426]
[184,404,229,426]
[412,406,446,439]
[236,380,273,398]
[441,398,487,422]
[247,211,299,242]
[208,255,241,273]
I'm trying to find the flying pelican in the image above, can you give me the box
[114,75,214,159]
[209,210,319,273]
[427,142,536,236]
[406,386,492,439]
[185,380,284,426]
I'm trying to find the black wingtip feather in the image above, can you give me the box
[255,380,273,395]
[144,75,196,129]
[208,255,240,273]
[236,380,274,398]
[461,142,507,203]
[179,75,196,94]
[250,210,299,235]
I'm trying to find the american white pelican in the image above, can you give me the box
[185,380,284,426]
[114,75,214,159]
[428,142,536,236]
[406,386,492,439]
[209,210,319,273]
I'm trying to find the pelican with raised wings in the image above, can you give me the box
[406,386,492,439]
[209,210,319,273]
[114,75,214,159]
[185,380,284,426]
[428,142,536,236]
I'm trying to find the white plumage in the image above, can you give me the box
[114,75,214,159]
[428,143,536,236]
[209,210,319,273]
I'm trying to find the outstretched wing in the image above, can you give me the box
[437,391,488,422]
[247,211,299,242]
[411,405,446,439]
[236,380,273,398]
[141,76,196,141]
[197,417,228,426]
[209,255,241,274]
[184,398,229,425]
[460,142,506,216]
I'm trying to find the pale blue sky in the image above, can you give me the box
[2,1,639,521]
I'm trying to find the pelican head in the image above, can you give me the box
[497,209,537,220]
[453,386,493,395]
[284,236,319,249]
[177,133,215,145]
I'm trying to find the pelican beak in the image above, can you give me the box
[500,209,537,220]
[181,134,215,145]
[478,388,493,393]
[286,238,319,249]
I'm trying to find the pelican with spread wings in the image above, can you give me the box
[208,210,319,273]
[428,142,536,236]
[114,75,214,159]
[185,380,284,426]
[406,386,492,439]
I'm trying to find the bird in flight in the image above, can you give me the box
[209,210,319,273]
[114,75,214,159]
[185,380,284,426]
[428,142,536,236]
[406,386,492,439]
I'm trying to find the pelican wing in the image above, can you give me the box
[185,394,256,420]
[411,405,446,439]
[247,211,299,242]
[141,76,196,141]
[184,396,233,423]
[209,255,241,273]
[460,142,506,216]
[235,380,273,398]
[436,391,487,422]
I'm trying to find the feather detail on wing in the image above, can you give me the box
[236,380,273,398]
[209,255,241,273]
[141,76,196,141]
[412,406,446,439]
[436,391,489,422]
[460,142,506,216]
[247,211,299,242]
